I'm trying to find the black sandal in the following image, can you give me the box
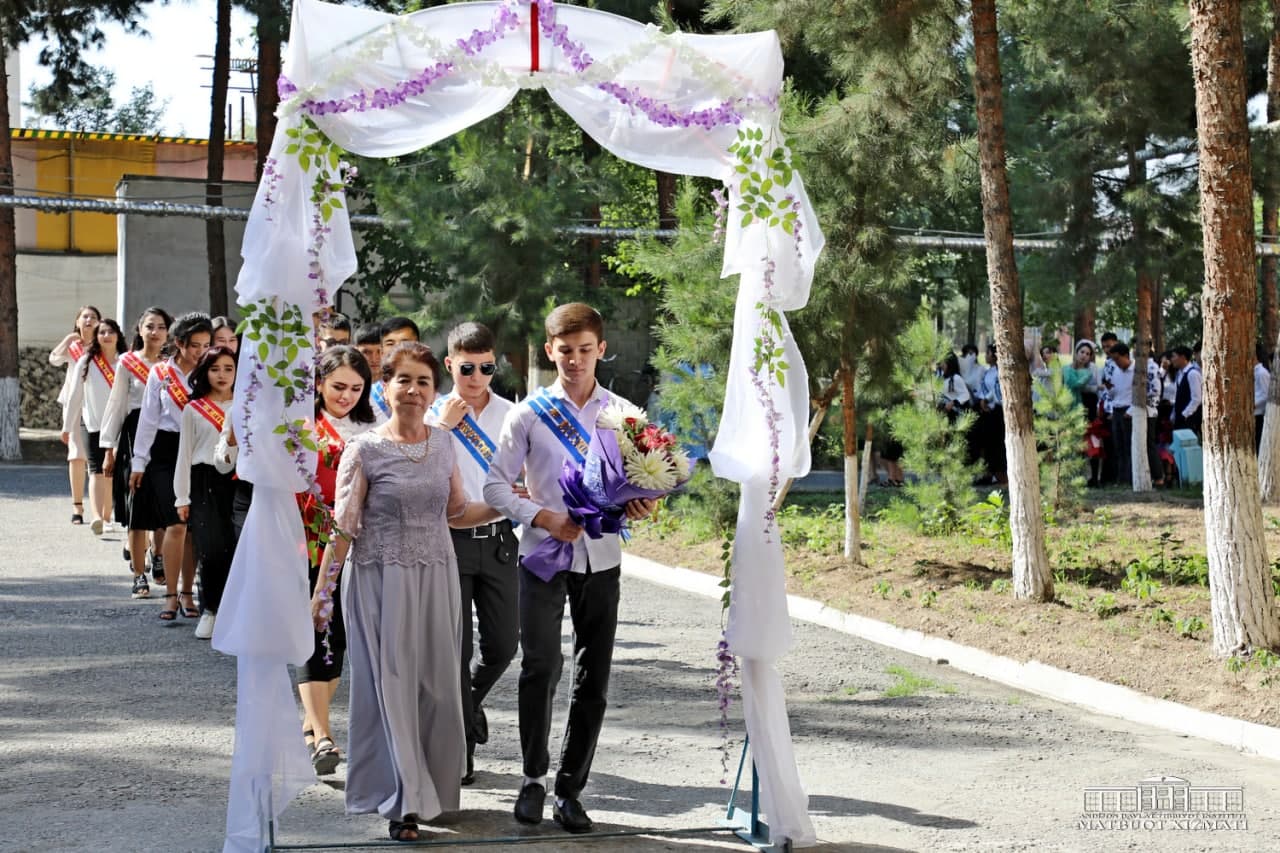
[312,736,340,776]
[179,590,199,618]
[159,593,179,622]
[389,815,420,842]
[71,503,84,525]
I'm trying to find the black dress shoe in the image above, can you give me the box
[514,782,545,825]
[473,706,489,745]
[461,749,475,786]
[553,797,594,834]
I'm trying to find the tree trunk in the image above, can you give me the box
[840,360,860,563]
[1130,142,1154,491]
[1189,0,1280,656]
[255,0,284,180]
[1152,276,1165,354]
[970,0,1052,602]
[1067,171,1097,345]
[206,0,232,318]
[656,171,677,232]
[1260,0,1280,501]
[859,421,873,516]
[0,46,21,460]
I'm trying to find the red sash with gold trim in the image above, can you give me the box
[120,352,150,385]
[92,352,115,387]
[68,340,86,361]
[189,397,225,432]
[156,362,190,410]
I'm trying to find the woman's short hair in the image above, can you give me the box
[381,341,441,389]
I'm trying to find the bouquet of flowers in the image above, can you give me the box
[524,399,693,580]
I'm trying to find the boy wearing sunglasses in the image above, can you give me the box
[430,321,518,786]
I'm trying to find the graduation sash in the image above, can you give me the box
[529,389,591,466]
[156,362,190,410]
[92,352,116,387]
[189,397,225,432]
[430,397,496,472]
[119,352,150,385]
[315,412,345,469]
[371,381,390,416]
[68,340,86,362]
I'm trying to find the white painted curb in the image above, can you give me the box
[621,552,1280,763]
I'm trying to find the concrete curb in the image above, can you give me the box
[621,552,1280,764]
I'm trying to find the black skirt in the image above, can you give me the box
[136,429,181,529]
[113,410,144,528]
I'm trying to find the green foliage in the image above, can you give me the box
[1092,592,1120,619]
[1033,369,1087,516]
[990,578,1012,594]
[882,310,979,534]
[1120,563,1161,601]
[1174,615,1205,639]
[873,579,893,599]
[26,66,167,133]
[776,503,844,553]
[882,664,954,698]
[962,490,1012,547]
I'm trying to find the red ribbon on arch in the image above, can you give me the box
[530,1,540,72]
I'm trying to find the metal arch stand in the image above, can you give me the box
[262,736,790,852]
[722,736,792,853]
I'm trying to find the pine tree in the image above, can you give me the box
[971,0,1053,602]
[1033,370,1086,516]
[1189,0,1280,656]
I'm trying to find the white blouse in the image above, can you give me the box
[132,359,193,474]
[62,353,118,434]
[174,401,238,508]
[99,352,158,450]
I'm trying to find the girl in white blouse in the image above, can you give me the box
[49,305,101,524]
[130,312,213,622]
[62,319,123,535]
[174,347,238,639]
[102,307,173,598]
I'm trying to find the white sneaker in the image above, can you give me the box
[90,518,104,536]
[194,612,216,640]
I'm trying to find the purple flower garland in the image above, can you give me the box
[596,81,743,130]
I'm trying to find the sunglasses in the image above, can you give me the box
[458,362,497,377]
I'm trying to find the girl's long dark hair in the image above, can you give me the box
[130,306,174,353]
[315,345,376,424]
[81,319,124,380]
[188,346,237,401]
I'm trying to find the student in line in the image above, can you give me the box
[50,305,101,524]
[103,307,174,597]
[63,318,124,535]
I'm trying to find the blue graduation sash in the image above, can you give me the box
[371,381,390,416]
[430,396,497,472]
[529,388,590,466]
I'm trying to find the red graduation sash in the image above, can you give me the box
[68,340,86,361]
[156,362,191,410]
[92,352,116,387]
[119,352,150,385]
[189,397,225,432]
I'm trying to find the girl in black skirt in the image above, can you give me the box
[102,307,173,598]
[130,312,213,622]
[174,347,238,640]
[62,319,123,535]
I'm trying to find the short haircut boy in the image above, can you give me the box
[545,302,604,342]
[323,313,352,335]
[381,316,421,341]
[355,323,382,346]
[448,321,496,356]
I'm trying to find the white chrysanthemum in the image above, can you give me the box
[625,448,678,491]
[597,399,648,431]
[671,449,693,483]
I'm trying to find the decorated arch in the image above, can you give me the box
[212,1,824,850]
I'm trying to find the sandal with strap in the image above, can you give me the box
[312,736,340,776]
[179,590,199,619]
[388,816,421,842]
[71,503,84,525]
[159,594,179,622]
[131,574,150,599]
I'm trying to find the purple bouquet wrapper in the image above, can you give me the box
[524,429,670,581]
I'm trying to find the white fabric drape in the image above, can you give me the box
[219,1,823,848]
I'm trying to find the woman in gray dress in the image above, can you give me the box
[311,341,498,842]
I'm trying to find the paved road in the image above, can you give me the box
[1,463,1277,852]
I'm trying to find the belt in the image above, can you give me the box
[452,520,511,539]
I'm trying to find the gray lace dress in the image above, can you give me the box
[333,426,465,822]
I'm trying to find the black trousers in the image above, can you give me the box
[453,522,519,749]
[187,463,236,614]
[518,562,620,799]
[1110,408,1133,484]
